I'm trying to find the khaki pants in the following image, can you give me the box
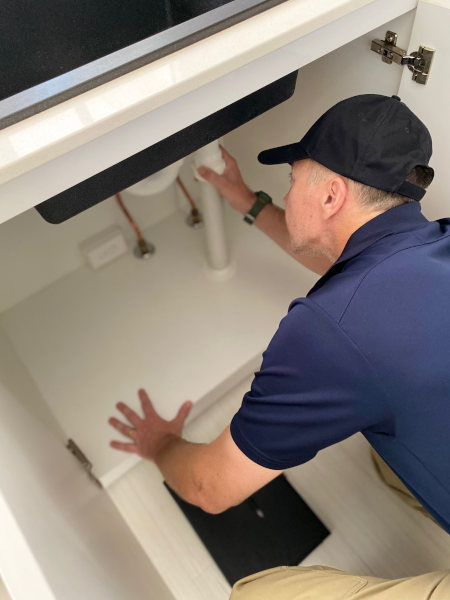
[230,450,449,600]
[230,565,450,599]
[370,448,439,525]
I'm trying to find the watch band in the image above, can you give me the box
[243,191,273,225]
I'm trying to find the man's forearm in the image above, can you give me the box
[153,434,209,509]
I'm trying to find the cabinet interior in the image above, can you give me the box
[0,7,414,483]
[0,9,425,598]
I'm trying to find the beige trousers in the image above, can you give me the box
[230,565,450,599]
[370,448,439,525]
[230,450,449,600]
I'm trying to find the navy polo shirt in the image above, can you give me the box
[230,202,450,532]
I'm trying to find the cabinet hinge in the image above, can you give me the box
[371,31,435,85]
[66,439,103,488]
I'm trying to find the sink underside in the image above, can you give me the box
[1,0,288,129]
[35,70,299,223]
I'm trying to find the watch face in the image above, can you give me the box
[244,191,272,224]
[256,191,272,204]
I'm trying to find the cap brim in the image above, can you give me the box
[257,143,309,165]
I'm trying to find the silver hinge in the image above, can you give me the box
[371,31,435,85]
[67,439,103,488]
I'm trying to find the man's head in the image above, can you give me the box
[258,94,434,261]
[282,158,432,262]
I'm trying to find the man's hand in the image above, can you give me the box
[197,145,256,214]
[108,389,193,462]
[108,390,282,513]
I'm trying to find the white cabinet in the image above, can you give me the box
[0,1,448,598]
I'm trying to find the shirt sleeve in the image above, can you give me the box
[230,299,393,470]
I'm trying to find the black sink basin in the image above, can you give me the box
[1,0,288,129]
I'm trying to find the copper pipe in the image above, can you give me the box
[176,176,198,211]
[115,193,144,243]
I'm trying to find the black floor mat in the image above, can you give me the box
[164,474,329,586]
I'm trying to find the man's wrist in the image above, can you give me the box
[152,433,180,464]
[243,191,273,224]
[240,191,257,215]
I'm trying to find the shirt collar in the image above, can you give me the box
[308,203,429,296]
[335,202,428,266]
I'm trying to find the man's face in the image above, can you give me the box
[283,159,324,257]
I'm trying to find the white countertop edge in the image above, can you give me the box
[0,0,380,184]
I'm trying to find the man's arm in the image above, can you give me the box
[108,389,282,514]
[196,145,332,276]
[155,424,282,513]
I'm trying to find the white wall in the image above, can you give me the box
[0,175,183,313]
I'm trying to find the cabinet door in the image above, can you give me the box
[0,383,173,600]
[396,0,449,221]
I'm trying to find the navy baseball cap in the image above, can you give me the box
[257,94,434,201]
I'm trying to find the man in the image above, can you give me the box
[108,95,450,598]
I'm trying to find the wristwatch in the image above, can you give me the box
[243,191,273,225]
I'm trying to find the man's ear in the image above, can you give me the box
[322,176,348,219]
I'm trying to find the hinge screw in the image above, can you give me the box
[385,31,397,44]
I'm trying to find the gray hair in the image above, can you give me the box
[307,162,432,211]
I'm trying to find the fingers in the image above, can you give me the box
[195,145,237,185]
[138,388,154,417]
[110,440,138,454]
[197,166,232,198]
[219,144,236,165]
[173,400,193,429]
[116,402,141,427]
[108,417,136,440]
[197,165,221,185]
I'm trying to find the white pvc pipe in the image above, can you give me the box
[200,182,229,271]
[194,141,230,272]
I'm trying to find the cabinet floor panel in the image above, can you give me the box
[107,373,450,600]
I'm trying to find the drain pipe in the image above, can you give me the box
[194,141,231,274]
